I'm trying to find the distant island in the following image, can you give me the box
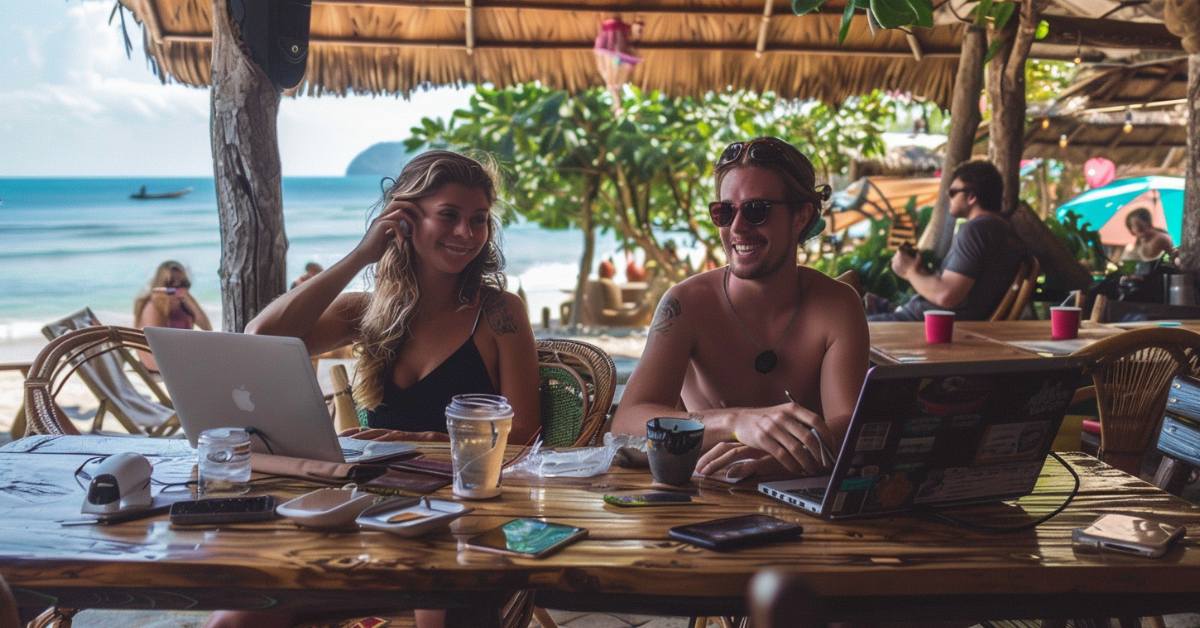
[345,142,415,176]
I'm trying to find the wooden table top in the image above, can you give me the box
[958,320,1125,357]
[3,435,1200,622]
[868,322,1038,364]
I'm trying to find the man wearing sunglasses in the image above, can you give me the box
[869,160,1025,322]
[613,137,870,480]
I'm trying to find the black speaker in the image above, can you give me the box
[228,0,312,89]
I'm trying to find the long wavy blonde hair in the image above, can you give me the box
[133,260,191,327]
[353,150,507,411]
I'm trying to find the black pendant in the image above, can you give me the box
[754,350,778,374]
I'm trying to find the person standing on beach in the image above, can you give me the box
[133,260,212,371]
[612,137,869,481]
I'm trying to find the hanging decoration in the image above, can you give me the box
[594,16,643,113]
[1084,157,1116,189]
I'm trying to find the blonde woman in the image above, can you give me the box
[246,150,540,442]
[214,152,541,628]
[133,261,212,371]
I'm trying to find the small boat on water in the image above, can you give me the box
[130,185,193,200]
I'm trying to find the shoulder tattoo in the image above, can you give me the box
[651,296,682,336]
[483,293,517,336]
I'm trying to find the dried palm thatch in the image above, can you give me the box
[974,57,1189,167]
[116,0,983,106]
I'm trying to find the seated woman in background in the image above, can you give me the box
[133,260,212,371]
[1123,207,1176,262]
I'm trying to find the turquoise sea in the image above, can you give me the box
[0,176,648,346]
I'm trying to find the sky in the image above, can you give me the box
[0,1,474,176]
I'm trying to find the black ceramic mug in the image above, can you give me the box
[646,417,705,486]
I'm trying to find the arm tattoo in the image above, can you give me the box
[651,297,682,336]
[483,293,517,336]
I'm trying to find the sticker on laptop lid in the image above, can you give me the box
[855,422,890,452]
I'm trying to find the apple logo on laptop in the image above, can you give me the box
[232,386,255,412]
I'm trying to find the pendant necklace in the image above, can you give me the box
[722,267,801,375]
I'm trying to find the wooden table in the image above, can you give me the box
[3,436,1200,625]
[959,320,1125,357]
[869,322,1038,364]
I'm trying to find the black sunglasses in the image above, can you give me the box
[948,187,972,198]
[164,278,191,289]
[717,138,792,171]
[708,199,792,227]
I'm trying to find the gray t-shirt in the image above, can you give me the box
[900,214,1026,321]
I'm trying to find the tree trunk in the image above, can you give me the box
[210,0,287,332]
[987,0,1040,217]
[569,178,599,329]
[919,26,986,258]
[1181,55,1200,273]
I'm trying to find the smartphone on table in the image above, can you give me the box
[1072,514,1185,558]
[169,496,278,526]
[604,491,695,507]
[465,518,587,558]
[668,514,802,551]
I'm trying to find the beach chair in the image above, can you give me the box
[24,320,177,437]
[989,256,1039,321]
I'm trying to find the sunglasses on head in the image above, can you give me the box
[717,138,794,171]
[708,199,794,227]
[165,278,191,289]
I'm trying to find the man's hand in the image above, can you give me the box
[890,248,919,279]
[721,401,834,476]
[696,443,789,482]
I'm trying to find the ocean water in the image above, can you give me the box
[0,177,647,344]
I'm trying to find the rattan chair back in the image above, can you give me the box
[1071,327,1200,475]
[24,325,177,437]
[536,338,616,447]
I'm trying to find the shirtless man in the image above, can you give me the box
[612,137,869,481]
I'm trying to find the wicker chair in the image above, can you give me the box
[24,325,178,437]
[989,256,1039,321]
[1070,327,1200,476]
[536,338,616,447]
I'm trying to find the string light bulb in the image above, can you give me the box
[1059,134,1069,149]
[1041,117,1050,130]
[1123,108,1134,134]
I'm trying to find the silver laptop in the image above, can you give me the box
[760,358,1083,519]
[145,327,413,464]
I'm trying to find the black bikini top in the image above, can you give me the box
[362,307,496,432]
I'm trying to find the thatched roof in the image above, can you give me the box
[975,57,1189,168]
[119,0,1182,107]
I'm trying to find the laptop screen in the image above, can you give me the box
[820,361,1081,518]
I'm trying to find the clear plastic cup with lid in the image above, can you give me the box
[445,394,514,499]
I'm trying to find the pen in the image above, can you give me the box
[784,390,835,467]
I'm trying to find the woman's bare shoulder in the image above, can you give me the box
[480,289,530,338]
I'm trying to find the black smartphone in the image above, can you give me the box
[668,514,802,551]
[465,518,588,558]
[169,496,278,526]
[603,492,695,507]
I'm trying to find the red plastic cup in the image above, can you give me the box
[924,310,955,344]
[1051,306,1082,340]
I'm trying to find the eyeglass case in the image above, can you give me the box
[356,496,471,537]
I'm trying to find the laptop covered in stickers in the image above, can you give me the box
[759,358,1084,519]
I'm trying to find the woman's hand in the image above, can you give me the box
[338,427,450,443]
[353,199,418,264]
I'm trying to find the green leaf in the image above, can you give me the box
[838,0,856,44]
[1034,18,1049,40]
[869,0,915,29]
[984,38,1005,63]
[909,0,934,28]
[992,1,1016,30]
[974,0,994,26]
[792,0,825,15]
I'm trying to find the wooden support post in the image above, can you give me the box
[987,0,1040,216]
[1161,0,1200,272]
[210,0,288,332]
[755,0,774,59]
[465,0,476,55]
[918,26,985,257]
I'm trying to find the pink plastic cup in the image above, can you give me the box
[924,310,955,344]
[1051,306,1082,340]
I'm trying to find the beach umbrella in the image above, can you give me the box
[1055,176,1183,247]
